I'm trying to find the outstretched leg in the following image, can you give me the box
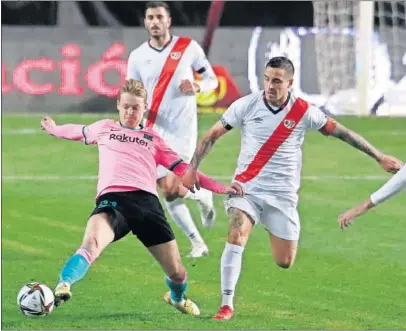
[55,213,115,306]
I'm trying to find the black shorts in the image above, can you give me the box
[89,190,175,247]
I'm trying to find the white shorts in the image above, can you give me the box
[224,194,300,241]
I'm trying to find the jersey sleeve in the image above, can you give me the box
[370,163,406,205]
[82,119,109,145]
[126,50,141,81]
[190,40,212,74]
[190,40,218,93]
[155,136,183,170]
[219,97,246,129]
[304,105,329,130]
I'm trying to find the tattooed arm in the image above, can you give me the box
[190,120,229,170]
[182,120,230,190]
[323,120,383,161]
[320,119,403,173]
[182,96,244,191]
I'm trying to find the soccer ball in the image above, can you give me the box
[17,282,55,317]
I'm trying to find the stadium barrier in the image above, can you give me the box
[3,26,405,115]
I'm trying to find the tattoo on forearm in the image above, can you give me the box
[330,123,383,161]
[189,135,217,169]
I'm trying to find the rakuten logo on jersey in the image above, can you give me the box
[109,133,148,146]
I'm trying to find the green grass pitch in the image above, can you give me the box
[2,113,406,329]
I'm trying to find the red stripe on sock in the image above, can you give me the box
[76,248,96,264]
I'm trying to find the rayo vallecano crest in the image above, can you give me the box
[170,52,181,60]
[283,119,296,129]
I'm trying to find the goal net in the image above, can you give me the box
[312,0,406,116]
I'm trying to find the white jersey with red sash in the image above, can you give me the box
[127,36,211,159]
[220,90,328,206]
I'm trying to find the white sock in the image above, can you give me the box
[184,189,211,203]
[164,199,205,245]
[184,190,198,200]
[221,242,244,310]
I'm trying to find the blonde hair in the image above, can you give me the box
[118,79,147,102]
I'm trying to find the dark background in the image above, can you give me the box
[1,1,314,27]
[3,1,404,28]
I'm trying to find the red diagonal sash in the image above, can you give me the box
[235,98,309,183]
[145,37,192,127]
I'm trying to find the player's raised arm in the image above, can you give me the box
[41,116,106,145]
[41,116,86,142]
[318,117,403,174]
[338,163,406,230]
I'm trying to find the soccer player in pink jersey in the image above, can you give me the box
[182,57,403,320]
[40,79,242,316]
[127,1,219,258]
[338,163,405,229]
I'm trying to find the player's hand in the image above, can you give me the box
[224,182,244,196]
[378,155,403,174]
[179,79,200,95]
[40,116,56,132]
[338,198,374,230]
[337,208,357,230]
[182,168,200,192]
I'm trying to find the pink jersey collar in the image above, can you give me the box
[117,121,144,131]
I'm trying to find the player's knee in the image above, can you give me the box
[160,182,180,202]
[275,257,295,269]
[163,191,180,202]
[159,178,181,202]
[228,229,249,247]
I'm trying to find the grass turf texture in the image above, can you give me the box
[2,114,406,329]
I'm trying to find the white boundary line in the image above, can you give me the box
[3,113,112,117]
[2,175,390,181]
[3,129,40,135]
[3,128,406,136]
